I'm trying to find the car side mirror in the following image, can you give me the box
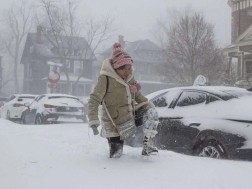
[24,102,30,107]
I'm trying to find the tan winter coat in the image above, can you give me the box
[88,59,148,138]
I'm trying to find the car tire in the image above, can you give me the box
[195,140,226,159]
[35,114,43,125]
[21,113,26,124]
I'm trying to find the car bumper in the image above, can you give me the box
[43,112,85,121]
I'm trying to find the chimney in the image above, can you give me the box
[118,35,125,48]
[36,25,43,43]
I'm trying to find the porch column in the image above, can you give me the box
[227,57,232,79]
[240,52,245,79]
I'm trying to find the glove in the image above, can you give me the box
[90,124,99,135]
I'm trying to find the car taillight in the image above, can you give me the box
[13,103,24,107]
[44,104,57,108]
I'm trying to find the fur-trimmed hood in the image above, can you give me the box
[100,59,133,84]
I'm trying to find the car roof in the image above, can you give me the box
[146,86,250,100]
[40,94,79,98]
[13,94,38,97]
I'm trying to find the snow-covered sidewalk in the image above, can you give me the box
[0,119,252,189]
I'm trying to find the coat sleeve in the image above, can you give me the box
[88,75,107,127]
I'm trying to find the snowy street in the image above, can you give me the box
[1,119,252,189]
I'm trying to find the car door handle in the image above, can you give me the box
[188,123,201,127]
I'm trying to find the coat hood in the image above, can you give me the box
[100,59,133,83]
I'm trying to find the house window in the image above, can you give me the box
[246,61,252,74]
[237,2,240,10]
[66,59,74,73]
[67,49,73,56]
[74,60,82,75]
[74,49,80,56]
[66,59,83,75]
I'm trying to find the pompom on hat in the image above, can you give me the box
[111,42,133,69]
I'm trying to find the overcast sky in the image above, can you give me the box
[0,0,231,47]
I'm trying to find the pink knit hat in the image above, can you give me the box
[111,42,133,69]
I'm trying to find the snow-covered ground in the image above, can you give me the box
[1,118,252,189]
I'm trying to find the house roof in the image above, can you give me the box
[228,0,242,6]
[101,39,165,63]
[225,23,252,57]
[20,33,96,64]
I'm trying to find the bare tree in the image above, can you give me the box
[1,0,33,93]
[36,0,113,93]
[156,9,226,85]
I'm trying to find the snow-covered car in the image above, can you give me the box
[129,86,252,161]
[0,94,37,121]
[21,94,85,124]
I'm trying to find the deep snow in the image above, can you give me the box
[1,119,252,189]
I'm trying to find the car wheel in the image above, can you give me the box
[21,113,26,124]
[195,140,226,159]
[35,114,43,125]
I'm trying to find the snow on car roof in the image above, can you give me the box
[146,86,250,100]
[41,93,79,100]
[14,94,37,97]
[42,93,77,97]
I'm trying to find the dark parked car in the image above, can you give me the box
[21,94,86,124]
[129,86,252,161]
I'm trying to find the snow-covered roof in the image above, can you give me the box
[101,39,165,64]
[21,33,96,64]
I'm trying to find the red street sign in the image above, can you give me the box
[48,71,60,83]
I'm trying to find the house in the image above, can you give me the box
[225,0,252,88]
[99,36,172,95]
[20,26,95,97]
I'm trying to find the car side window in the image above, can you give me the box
[208,94,221,103]
[176,91,207,107]
[152,90,179,108]
[152,94,168,107]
